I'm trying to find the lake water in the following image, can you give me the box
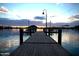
[51,29,79,56]
[0,29,79,56]
[0,29,30,56]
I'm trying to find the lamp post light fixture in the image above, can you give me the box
[42,9,47,28]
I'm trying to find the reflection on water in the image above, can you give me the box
[0,29,30,56]
[0,29,79,56]
[51,29,79,55]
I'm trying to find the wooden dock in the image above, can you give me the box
[10,32,70,56]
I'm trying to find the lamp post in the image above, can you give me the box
[42,9,47,28]
[50,20,51,27]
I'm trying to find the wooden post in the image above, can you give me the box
[29,28,31,36]
[46,28,48,36]
[45,28,47,36]
[48,28,50,36]
[19,29,23,45]
[58,29,62,45]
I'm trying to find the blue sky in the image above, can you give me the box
[0,3,79,23]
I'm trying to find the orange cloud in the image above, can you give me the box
[0,6,8,13]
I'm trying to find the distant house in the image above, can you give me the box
[26,25,37,33]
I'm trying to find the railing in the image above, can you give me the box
[19,28,35,45]
[43,28,62,45]
[19,28,62,45]
[0,26,74,46]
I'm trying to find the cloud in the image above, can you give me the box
[73,15,79,19]
[0,7,21,20]
[69,15,79,20]
[34,16,45,20]
[0,6,8,13]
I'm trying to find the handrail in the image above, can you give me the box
[0,26,74,45]
[0,26,74,29]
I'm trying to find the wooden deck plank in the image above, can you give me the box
[10,32,70,56]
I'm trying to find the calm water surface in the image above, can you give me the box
[51,29,79,56]
[0,29,79,56]
[0,29,30,56]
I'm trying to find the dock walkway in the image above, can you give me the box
[10,32,70,56]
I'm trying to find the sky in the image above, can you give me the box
[0,3,79,23]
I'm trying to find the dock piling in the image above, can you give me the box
[58,29,62,45]
[20,29,23,45]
